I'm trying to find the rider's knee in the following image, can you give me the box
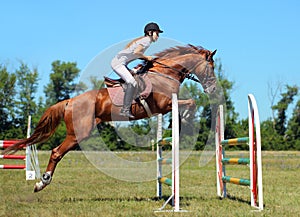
[128,78,137,87]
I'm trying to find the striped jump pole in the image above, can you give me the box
[0,140,27,171]
[0,152,28,171]
[0,116,40,180]
[0,140,20,149]
[0,155,26,160]
[156,93,185,212]
[215,94,263,210]
[0,165,26,169]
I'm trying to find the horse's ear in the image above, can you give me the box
[211,49,217,57]
[188,44,198,50]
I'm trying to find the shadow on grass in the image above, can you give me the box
[221,194,251,206]
[59,195,196,206]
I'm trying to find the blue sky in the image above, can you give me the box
[1,0,299,121]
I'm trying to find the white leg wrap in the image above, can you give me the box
[34,171,52,192]
[41,171,52,185]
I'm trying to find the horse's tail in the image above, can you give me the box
[2,100,68,155]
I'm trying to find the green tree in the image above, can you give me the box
[272,85,298,136]
[0,65,17,139]
[44,60,80,106]
[33,96,46,134]
[261,85,299,150]
[42,60,81,149]
[214,59,239,141]
[286,99,300,150]
[200,59,238,149]
[180,58,238,150]
[89,76,104,90]
[260,119,283,150]
[15,63,39,137]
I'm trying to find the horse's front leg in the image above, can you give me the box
[178,99,196,123]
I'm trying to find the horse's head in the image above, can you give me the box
[152,44,217,94]
[187,45,217,94]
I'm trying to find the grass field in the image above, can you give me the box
[1,151,299,217]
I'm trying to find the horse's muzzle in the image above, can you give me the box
[204,83,217,94]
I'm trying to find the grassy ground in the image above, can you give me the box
[0,151,299,217]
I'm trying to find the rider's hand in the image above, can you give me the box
[145,56,153,61]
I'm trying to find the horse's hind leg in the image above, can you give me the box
[34,93,97,192]
[34,135,77,192]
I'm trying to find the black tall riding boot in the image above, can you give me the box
[120,83,136,118]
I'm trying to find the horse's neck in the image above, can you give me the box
[150,75,180,98]
[165,53,199,69]
[171,54,200,69]
[148,60,183,97]
[148,54,202,96]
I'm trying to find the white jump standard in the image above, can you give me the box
[156,93,186,212]
[215,94,263,210]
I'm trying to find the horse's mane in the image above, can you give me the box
[154,44,207,59]
[135,44,210,70]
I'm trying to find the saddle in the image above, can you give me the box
[104,61,153,108]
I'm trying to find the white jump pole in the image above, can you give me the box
[26,115,35,180]
[172,93,180,212]
[248,94,263,210]
[156,113,163,198]
[215,104,225,198]
[156,93,186,212]
[25,115,41,180]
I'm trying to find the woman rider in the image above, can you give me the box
[111,22,163,118]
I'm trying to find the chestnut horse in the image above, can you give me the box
[3,44,217,192]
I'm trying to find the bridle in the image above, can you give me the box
[150,56,215,92]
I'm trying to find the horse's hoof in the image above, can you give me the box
[33,186,39,193]
[33,181,44,192]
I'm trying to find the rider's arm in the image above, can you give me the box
[133,45,152,61]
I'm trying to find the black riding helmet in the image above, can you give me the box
[144,22,163,35]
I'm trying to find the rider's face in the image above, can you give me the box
[151,31,159,42]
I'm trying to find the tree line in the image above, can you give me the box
[0,59,299,151]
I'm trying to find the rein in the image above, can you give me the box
[147,71,180,84]
[151,59,204,84]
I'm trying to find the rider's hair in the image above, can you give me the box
[124,36,145,49]
[144,31,153,36]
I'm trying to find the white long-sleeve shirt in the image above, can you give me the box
[116,36,152,64]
